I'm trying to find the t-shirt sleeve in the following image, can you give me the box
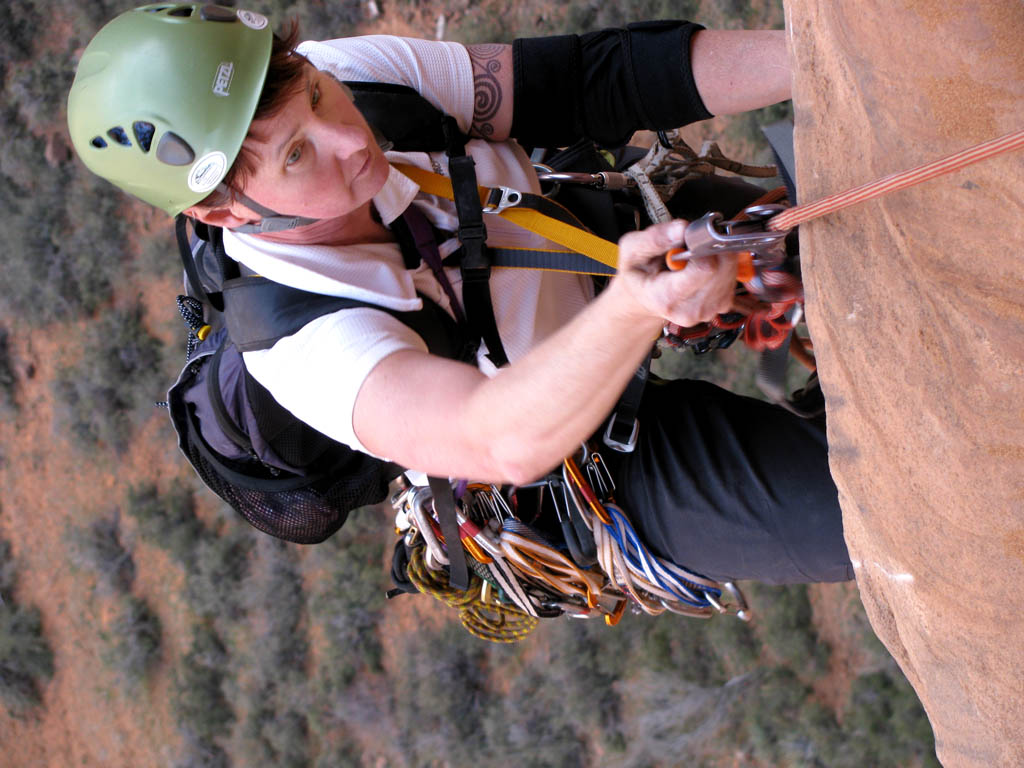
[297,36,476,133]
[242,307,428,456]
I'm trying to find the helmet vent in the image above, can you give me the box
[91,137,108,149]
[133,121,156,153]
[107,126,132,146]
[200,5,238,22]
[167,6,195,17]
[156,131,196,166]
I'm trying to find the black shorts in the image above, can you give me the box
[602,378,853,585]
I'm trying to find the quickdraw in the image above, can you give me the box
[391,447,750,643]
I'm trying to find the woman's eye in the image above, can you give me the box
[311,84,321,108]
[286,145,302,166]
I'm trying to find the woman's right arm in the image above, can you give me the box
[352,220,738,484]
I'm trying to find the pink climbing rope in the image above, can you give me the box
[767,128,1024,232]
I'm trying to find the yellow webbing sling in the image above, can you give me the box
[392,163,620,275]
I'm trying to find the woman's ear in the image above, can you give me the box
[183,204,254,231]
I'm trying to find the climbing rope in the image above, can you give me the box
[767,128,1024,232]
[406,545,538,643]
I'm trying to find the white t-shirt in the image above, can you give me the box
[226,36,594,458]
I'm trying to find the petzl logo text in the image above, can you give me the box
[212,62,235,97]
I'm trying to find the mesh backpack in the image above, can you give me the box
[164,81,481,545]
[166,214,472,543]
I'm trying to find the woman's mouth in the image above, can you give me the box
[353,151,371,180]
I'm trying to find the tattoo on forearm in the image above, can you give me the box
[468,44,504,138]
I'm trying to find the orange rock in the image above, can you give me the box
[788,1,1024,765]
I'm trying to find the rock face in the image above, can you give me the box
[786,1,1024,765]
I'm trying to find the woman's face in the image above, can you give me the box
[238,66,390,225]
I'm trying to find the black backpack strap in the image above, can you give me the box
[223,278,372,352]
[346,81,449,152]
[206,342,252,452]
[176,215,225,311]
[223,275,472,362]
[443,116,510,368]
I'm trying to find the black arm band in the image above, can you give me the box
[511,20,712,148]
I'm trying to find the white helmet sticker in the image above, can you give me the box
[188,151,228,194]
[237,10,268,30]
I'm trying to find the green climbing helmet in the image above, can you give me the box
[67,3,273,216]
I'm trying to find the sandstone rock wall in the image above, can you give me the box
[786,1,1024,764]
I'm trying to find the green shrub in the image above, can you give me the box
[248,539,307,671]
[184,533,252,619]
[313,741,363,768]
[0,327,17,415]
[52,302,165,454]
[842,670,940,767]
[240,700,311,768]
[102,595,162,691]
[7,49,76,132]
[390,620,499,766]
[563,0,702,34]
[0,1,40,68]
[66,515,135,595]
[0,113,124,326]
[307,509,389,688]
[0,538,16,597]
[640,603,763,684]
[124,482,203,567]
[172,625,235,744]
[749,583,830,678]
[735,666,841,765]
[174,731,231,768]
[0,603,54,718]
[479,663,590,768]
[234,539,311,768]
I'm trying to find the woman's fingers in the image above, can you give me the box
[618,221,688,274]
[616,219,739,327]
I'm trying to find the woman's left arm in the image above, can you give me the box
[467,26,791,145]
[466,44,514,140]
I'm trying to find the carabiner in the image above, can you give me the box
[665,207,789,270]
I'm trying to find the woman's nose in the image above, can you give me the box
[315,117,367,158]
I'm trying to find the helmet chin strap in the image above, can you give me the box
[223,185,323,234]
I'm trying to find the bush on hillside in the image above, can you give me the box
[172,625,235,744]
[124,482,203,567]
[0,327,18,415]
[0,604,55,718]
[52,303,164,454]
[65,514,135,595]
[0,538,16,596]
[235,539,311,768]
[734,666,841,765]
[0,113,123,326]
[749,583,830,677]
[102,595,162,691]
[843,670,940,767]
[184,532,252,620]
[173,734,230,768]
[307,509,389,689]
